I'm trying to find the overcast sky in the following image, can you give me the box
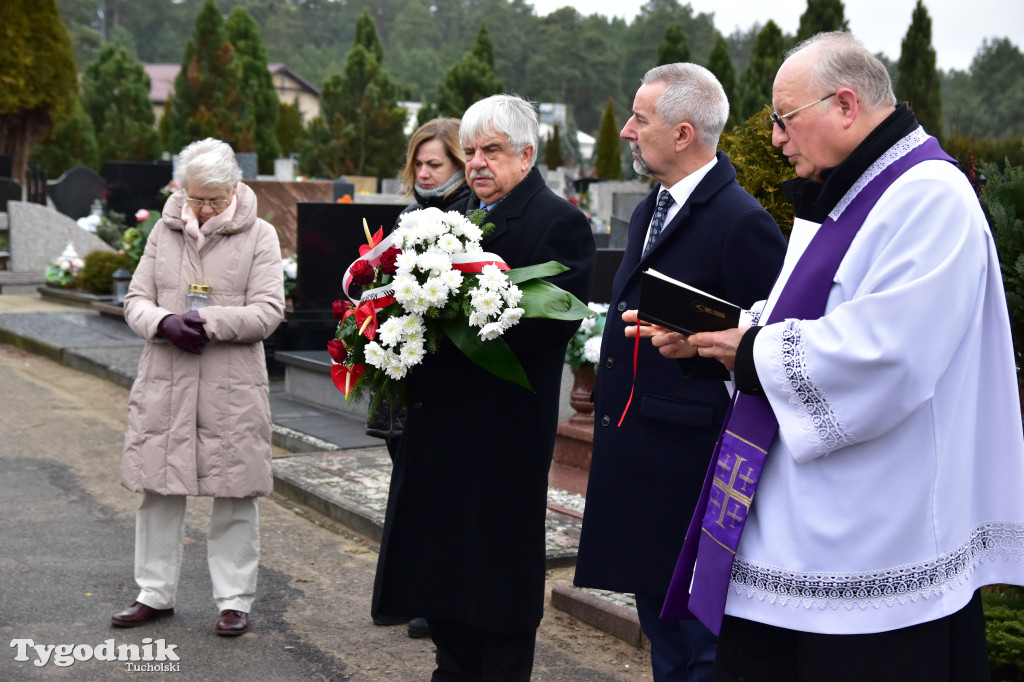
[526,0,1022,72]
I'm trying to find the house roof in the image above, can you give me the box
[144,63,320,103]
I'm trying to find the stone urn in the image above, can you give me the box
[568,365,596,425]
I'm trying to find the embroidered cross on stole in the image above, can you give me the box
[660,133,955,635]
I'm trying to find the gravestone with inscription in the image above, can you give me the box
[48,165,106,219]
[104,161,173,224]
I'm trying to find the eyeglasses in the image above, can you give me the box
[768,93,836,132]
[184,196,231,210]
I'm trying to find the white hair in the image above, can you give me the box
[787,31,897,111]
[642,63,729,150]
[459,94,539,168]
[174,138,242,190]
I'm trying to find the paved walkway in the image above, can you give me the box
[0,292,639,644]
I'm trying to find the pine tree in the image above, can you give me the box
[163,0,243,153]
[0,0,78,183]
[80,44,159,163]
[594,98,622,180]
[796,0,849,43]
[226,7,282,173]
[545,125,563,169]
[657,24,691,66]
[735,21,786,122]
[706,34,739,128]
[30,96,100,177]
[436,23,505,117]
[298,11,407,179]
[896,1,942,141]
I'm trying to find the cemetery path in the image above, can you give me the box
[0,342,651,681]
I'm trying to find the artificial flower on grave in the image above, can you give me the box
[282,254,298,301]
[565,302,609,372]
[45,241,84,287]
[329,207,594,416]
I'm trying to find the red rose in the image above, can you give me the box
[327,339,347,363]
[333,300,353,320]
[349,259,376,285]
[379,246,401,275]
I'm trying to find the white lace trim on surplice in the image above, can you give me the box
[775,320,855,455]
[829,126,929,221]
[731,521,1024,611]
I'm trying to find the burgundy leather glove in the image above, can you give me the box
[158,312,209,354]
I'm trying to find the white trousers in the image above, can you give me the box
[134,493,259,613]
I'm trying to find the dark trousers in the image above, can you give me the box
[427,618,536,682]
[635,592,717,682]
[713,589,990,682]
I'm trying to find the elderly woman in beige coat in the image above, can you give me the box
[111,138,284,636]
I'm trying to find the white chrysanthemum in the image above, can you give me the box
[435,233,462,254]
[440,269,464,292]
[392,274,422,303]
[422,276,450,307]
[498,307,524,329]
[583,337,602,364]
[377,317,405,347]
[579,317,596,335]
[363,341,388,369]
[588,302,609,315]
[395,251,418,274]
[383,352,407,380]
[479,322,504,341]
[503,284,523,306]
[470,289,503,317]
[417,251,452,275]
[399,340,426,367]
[468,310,489,327]
[478,264,508,290]
[403,294,430,315]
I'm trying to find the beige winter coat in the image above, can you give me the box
[121,183,285,498]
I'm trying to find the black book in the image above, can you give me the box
[638,268,741,335]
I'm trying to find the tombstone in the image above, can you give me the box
[47,165,106,219]
[274,158,295,182]
[0,178,22,213]
[104,161,173,224]
[236,153,258,180]
[590,248,625,304]
[0,155,11,179]
[380,177,403,196]
[333,180,356,202]
[608,215,631,250]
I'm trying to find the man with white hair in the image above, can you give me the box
[372,94,595,680]
[574,63,785,682]
[637,32,1024,680]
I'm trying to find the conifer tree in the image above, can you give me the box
[437,24,505,117]
[735,21,786,122]
[796,0,849,43]
[276,98,305,158]
[594,98,622,180]
[163,0,243,153]
[706,34,738,128]
[299,11,407,179]
[81,44,159,163]
[657,24,691,66]
[0,0,77,183]
[545,125,563,169]
[30,96,100,177]
[226,7,282,173]
[896,1,942,141]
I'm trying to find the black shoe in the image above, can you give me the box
[373,614,412,626]
[407,617,430,638]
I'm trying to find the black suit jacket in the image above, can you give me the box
[574,152,786,596]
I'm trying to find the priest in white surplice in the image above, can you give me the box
[626,31,1024,681]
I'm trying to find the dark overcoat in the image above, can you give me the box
[372,167,596,633]
[574,152,786,597]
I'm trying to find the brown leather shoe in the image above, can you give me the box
[215,609,249,636]
[111,601,173,628]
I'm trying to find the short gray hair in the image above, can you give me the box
[787,31,897,111]
[174,138,242,190]
[642,63,729,149]
[459,94,539,168]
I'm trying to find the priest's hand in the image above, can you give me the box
[622,309,698,359]
[687,328,747,371]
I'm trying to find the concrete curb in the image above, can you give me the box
[550,585,645,648]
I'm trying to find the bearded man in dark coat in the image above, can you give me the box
[372,94,596,681]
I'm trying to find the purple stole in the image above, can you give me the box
[660,134,955,634]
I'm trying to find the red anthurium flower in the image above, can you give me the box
[333,300,353,320]
[354,301,378,340]
[331,363,365,398]
[358,227,384,256]
[379,245,401,275]
[327,339,347,363]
